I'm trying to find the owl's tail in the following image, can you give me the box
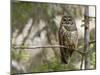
[60,48,74,64]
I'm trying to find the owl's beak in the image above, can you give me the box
[62,24,67,26]
[63,24,70,27]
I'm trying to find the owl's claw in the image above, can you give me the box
[67,44,75,49]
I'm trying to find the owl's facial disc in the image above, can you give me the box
[61,16,74,27]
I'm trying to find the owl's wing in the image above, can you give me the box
[63,30,78,60]
[59,27,64,51]
[58,27,69,64]
[70,31,78,49]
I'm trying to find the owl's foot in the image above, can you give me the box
[67,44,75,49]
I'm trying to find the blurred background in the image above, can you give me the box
[11,1,96,74]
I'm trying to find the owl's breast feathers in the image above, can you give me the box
[59,26,78,64]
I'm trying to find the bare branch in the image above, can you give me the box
[13,45,66,49]
[12,45,87,55]
[12,40,95,58]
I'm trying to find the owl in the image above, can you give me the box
[58,15,78,64]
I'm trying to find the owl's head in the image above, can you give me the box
[61,15,76,31]
[61,16,74,26]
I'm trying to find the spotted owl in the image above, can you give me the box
[58,15,78,64]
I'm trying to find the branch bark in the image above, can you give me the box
[12,39,95,54]
[12,45,86,55]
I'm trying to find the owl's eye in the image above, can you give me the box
[63,18,67,21]
[68,18,71,21]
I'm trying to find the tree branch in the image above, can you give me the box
[13,45,66,49]
[12,45,87,55]
[12,40,95,56]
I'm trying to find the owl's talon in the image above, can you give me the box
[67,45,75,49]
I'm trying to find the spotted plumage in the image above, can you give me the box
[59,15,78,64]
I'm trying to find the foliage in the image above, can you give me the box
[11,48,30,62]
[32,61,78,73]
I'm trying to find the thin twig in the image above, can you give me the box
[12,45,86,55]
[13,45,66,49]
[12,40,95,58]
